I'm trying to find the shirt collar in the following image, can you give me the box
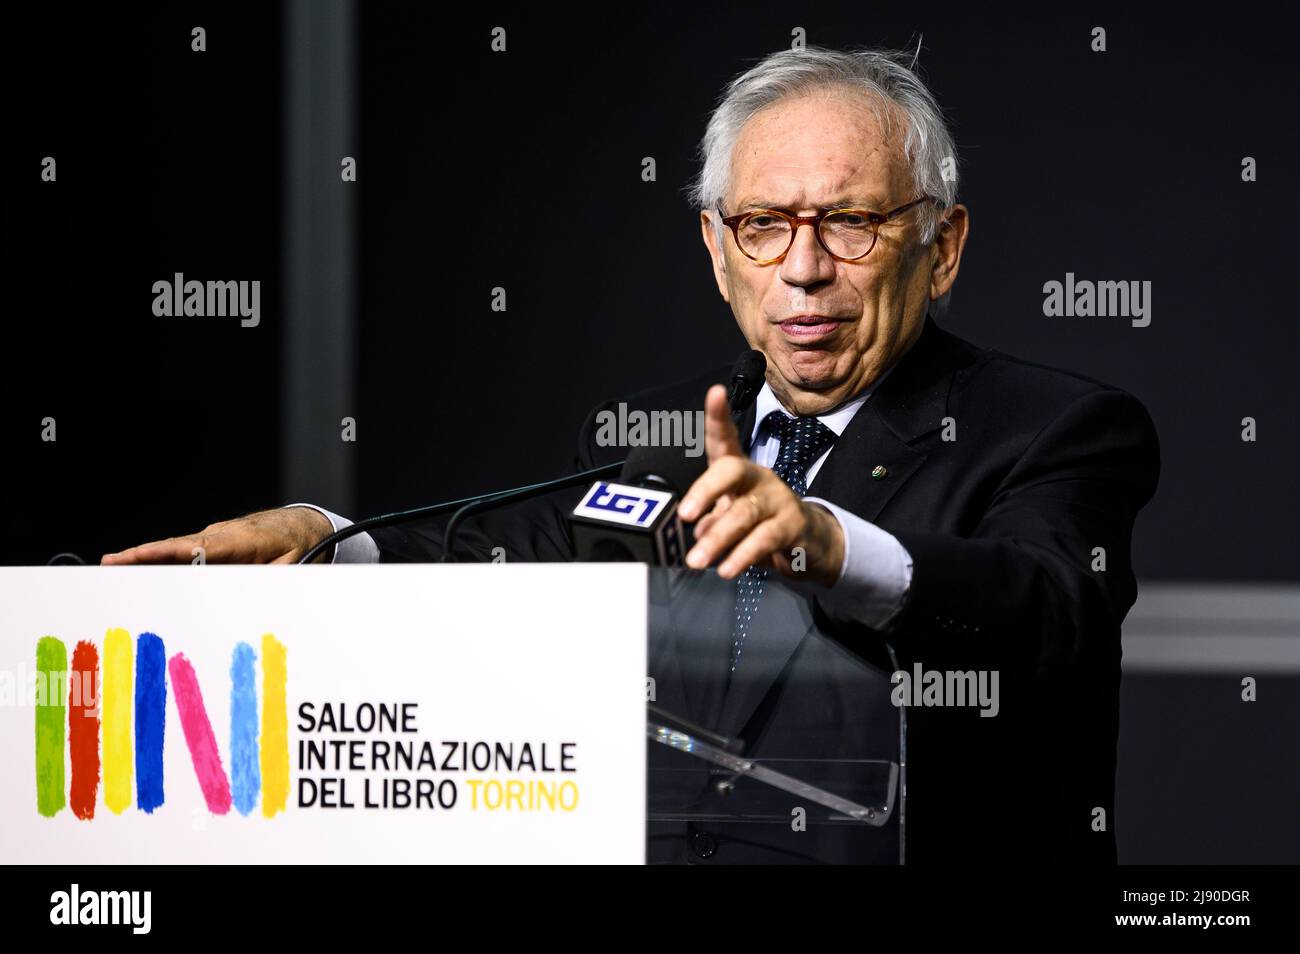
[750,365,894,444]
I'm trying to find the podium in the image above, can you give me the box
[644,566,902,864]
[0,564,901,864]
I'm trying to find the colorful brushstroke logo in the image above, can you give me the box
[34,630,288,819]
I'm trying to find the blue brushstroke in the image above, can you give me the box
[230,642,260,816]
[135,632,166,813]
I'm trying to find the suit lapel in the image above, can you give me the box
[807,316,959,516]
[717,580,816,738]
[805,410,929,522]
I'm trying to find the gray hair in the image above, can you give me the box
[687,46,960,312]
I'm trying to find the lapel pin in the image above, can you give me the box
[871,464,888,479]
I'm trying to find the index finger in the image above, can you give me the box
[102,536,205,565]
[703,383,745,463]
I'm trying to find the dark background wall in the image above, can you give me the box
[7,3,1296,577]
[6,2,1297,863]
[7,4,283,564]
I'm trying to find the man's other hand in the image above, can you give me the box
[100,507,334,565]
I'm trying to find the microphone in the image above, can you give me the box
[569,481,683,563]
[569,445,699,564]
[728,349,767,422]
[569,350,766,564]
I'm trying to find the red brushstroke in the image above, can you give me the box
[69,640,100,820]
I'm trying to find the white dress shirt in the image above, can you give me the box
[288,378,914,629]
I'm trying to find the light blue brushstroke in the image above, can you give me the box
[230,642,260,816]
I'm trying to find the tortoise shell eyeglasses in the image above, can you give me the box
[718,195,938,265]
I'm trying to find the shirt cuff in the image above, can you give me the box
[803,496,913,629]
[282,504,381,564]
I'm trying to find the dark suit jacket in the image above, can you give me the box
[370,317,1161,865]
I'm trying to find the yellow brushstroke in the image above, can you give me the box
[102,628,133,814]
[261,633,289,817]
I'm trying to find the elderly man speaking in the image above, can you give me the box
[106,47,1159,865]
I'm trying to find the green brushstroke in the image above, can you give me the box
[36,636,67,817]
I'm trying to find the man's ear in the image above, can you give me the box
[700,210,731,303]
[929,203,970,302]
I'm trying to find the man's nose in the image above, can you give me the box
[779,222,836,286]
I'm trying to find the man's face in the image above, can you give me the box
[702,90,938,416]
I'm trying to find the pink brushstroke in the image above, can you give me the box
[168,653,232,814]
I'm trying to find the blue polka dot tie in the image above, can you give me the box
[729,411,838,672]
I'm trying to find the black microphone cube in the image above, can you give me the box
[570,480,684,564]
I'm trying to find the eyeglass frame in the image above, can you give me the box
[717,195,939,265]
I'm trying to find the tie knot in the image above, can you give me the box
[761,410,838,493]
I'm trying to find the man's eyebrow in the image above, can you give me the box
[819,196,890,210]
[730,196,887,212]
